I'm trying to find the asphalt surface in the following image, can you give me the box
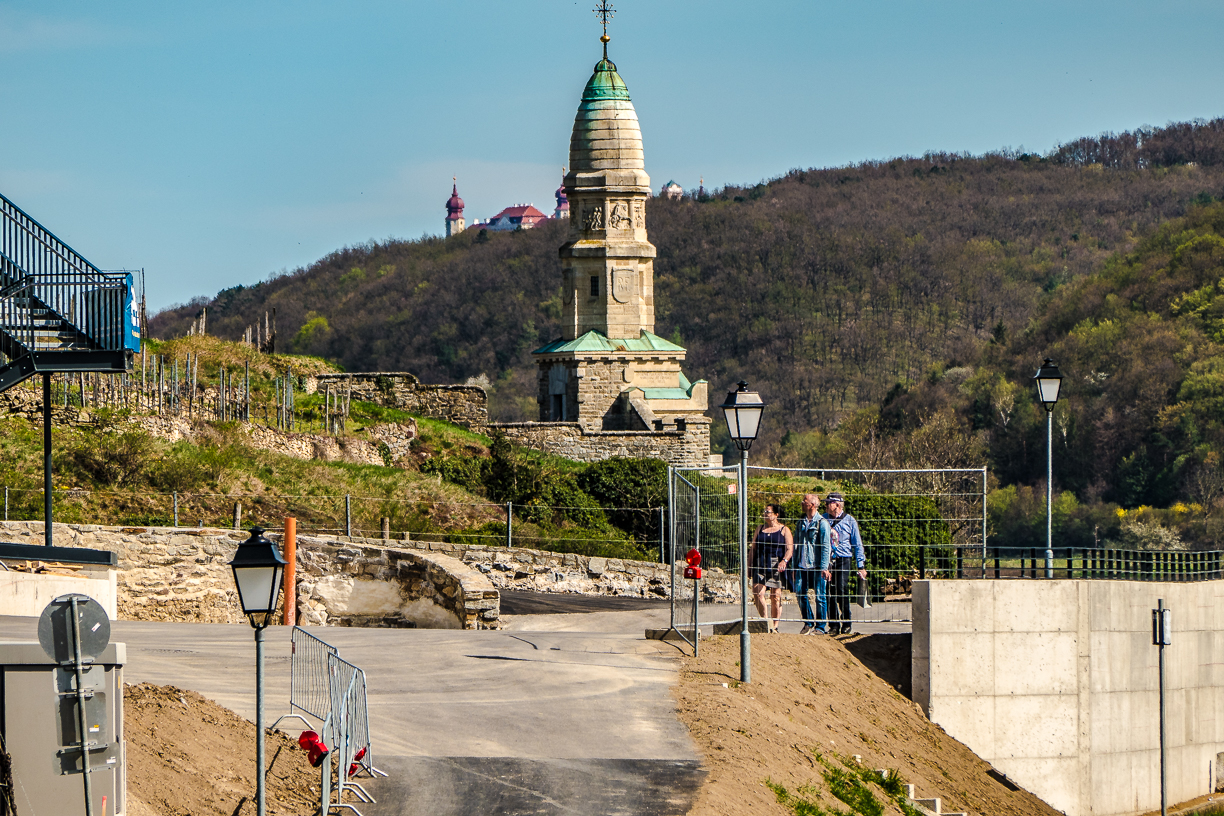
[0,606,701,816]
[0,592,910,815]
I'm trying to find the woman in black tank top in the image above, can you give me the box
[748,504,794,633]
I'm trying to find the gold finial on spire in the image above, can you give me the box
[593,1,614,58]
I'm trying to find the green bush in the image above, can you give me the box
[68,428,159,487]
[577,457,667,541]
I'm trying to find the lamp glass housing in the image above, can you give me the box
[719,382,765,452]
[229,527,287,627]
[1032,359,1064,410]
[233,563,284,616]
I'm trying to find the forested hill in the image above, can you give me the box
[152,118,1224,459]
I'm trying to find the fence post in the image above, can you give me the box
[233,502,242,530]
[345,495,351,538]
[659,506,665,563]
[173,492,178,528]
[918,544,926,580]
[381,517,390,542]
[506,502,513,548]
[3,486,6,522]
[284,517,296,626]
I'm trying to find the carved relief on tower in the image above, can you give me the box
[611,268,636,303]
[633,200,644,229]
[609,200,631,230]
[583,204,603,232]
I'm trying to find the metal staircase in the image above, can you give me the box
[0,192,138,392]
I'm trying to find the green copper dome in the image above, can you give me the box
[579,59,631,107]
[570,57,644,172]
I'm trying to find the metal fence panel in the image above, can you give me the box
[291,626,337,721]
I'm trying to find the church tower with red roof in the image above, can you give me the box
[444,179,465,237]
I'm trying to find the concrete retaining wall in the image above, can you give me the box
[913,579,1224,816]
[0,570,117,619]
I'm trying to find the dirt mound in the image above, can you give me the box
[674,634,1062,816]
[124,683,320,816]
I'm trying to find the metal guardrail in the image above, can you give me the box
[0,192,137,393]
[954,545,1224,581]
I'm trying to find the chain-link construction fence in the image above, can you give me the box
[666,465,989,634]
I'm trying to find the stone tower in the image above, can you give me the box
[532,32,708,446]
[445,179,465,237]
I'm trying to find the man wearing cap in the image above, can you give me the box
[823,492,867,636]
[793,493,832,634]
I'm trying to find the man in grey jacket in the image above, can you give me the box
[793,493,832,634]
[823,491,867,635]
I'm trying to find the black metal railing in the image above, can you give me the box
[0,192,130,356]
[950,546,1224,582]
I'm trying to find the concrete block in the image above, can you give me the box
[927,581,992,633]
[993,631,1077,696]
[993,756,1079,816]
[992,579,1077,633]
[928,696,995,758]
[993,694,1078,759]
[930,632,994,696]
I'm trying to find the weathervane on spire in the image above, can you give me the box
[593,1,614,58]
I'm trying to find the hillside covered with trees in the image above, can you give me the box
[150,117,1224,545]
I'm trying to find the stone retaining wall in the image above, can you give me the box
[0,521,498,629]
[316,373,488,428]
[488,418,712,468]
[301,532,740,603]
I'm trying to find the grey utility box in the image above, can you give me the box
[0,641,126,815]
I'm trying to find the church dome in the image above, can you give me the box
[569,58,644,172]
[445,182,464,217]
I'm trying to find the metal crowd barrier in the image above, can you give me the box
[273,627,385,816]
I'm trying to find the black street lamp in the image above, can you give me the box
[229,527,287,816]
[720,381,765,683]
[1032,359,1063,577]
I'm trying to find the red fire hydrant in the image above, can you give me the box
[298,731,330,767]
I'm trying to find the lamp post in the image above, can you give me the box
[1032,359,1063,578]
[720,381,764,683]
[229,526,287,816]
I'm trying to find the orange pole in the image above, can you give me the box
[283,517,296,626]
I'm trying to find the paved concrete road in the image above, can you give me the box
[0,593,908,814]
[0,612,702,815]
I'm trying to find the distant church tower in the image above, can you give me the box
[532,10,709,442]
[445,178,465,237]
[553,168,570,220]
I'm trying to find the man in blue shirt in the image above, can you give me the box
[823,491,867,636]
[793,493,832,634]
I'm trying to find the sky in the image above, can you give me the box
[1,1,1223,311]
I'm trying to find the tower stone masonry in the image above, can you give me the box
[532,48,709,457]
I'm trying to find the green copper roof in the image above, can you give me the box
[641,372,706,401]
[533,329,685,355]
[579,59,631,107]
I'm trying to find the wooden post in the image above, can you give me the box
[245,361,250,422]
[381,517,390,541]
[233,502,242,530]
[345,495,351,538]
[283,517,297,626]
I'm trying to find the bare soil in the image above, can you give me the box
[124,683,320,816]
[673,633,1064,816]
